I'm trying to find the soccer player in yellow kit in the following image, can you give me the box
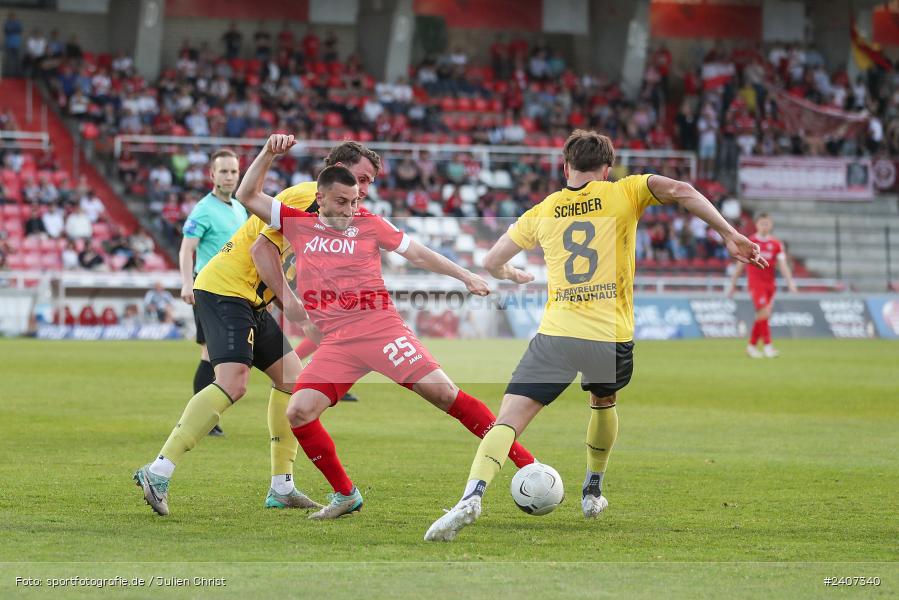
[133,142,379,516]
[425,130,768,541]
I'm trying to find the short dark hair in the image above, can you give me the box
[756,213,771,221]
[317,165,358,190]
[210,148,238,166]
[562,129,615,172]
[324,141,381,175]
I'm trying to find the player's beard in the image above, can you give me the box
[321,213,353,230]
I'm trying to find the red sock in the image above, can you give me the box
[291,420,353,495]
[749,320,760,345]
[760,319,771,344]
[295,337,319,360]
[448,390,535,468]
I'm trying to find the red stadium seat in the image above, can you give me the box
[472,97,489,112]
[456,97,473,112]
[440,97,456,112]
[454,134,473,145]
[324,112,343,128]
[40,253,61,270]
[21,237,40,251]
[23,252,41,269]
[2,204,22,218]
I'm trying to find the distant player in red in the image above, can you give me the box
[727,214,797,358]
[236,134,536,519]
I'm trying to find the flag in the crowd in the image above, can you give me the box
[852,18,893,71]
[701,61,735,90]
[769,85,869,140]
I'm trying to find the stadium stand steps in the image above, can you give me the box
[743,196,899,291]
[1,79,140,233]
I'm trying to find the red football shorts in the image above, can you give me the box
[294,316,441,404]
[750,284,776,310]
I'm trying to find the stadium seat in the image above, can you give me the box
[459,185,479,204]
[454,234,476,253]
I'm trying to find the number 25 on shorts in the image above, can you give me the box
[383,336,416,367]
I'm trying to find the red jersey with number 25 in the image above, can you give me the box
[747,235,781,288]
[270,200,410,337]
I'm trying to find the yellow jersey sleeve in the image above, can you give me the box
[620,174,661,218]
[507,204,541,249]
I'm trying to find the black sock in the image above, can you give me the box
[193,360,215,394]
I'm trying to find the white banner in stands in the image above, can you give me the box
[738,156,875,200]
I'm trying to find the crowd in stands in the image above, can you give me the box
[14,11,856,274]
[1,143,159,271]
[668,41,899,181]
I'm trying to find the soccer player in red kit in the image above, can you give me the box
[727,213,797,358]
[236,134,536,518]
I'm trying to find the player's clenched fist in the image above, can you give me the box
[265,134,296,156]
[464,272,491,296]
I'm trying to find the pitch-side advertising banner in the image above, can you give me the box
[738,157,875,200]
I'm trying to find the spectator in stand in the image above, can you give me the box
[130,227,155,263]
[149,162,173,189]
[277,21,294,53]
[222,22,241,59]
[302,28,320,61]
[323,30,338,63]
[649,222,673,260]
[160,193,183,244]
[117,149,139,185]
[23,28,46,77]
[254,22,272,61]
[79,241,105,270]
[106,228,140,270]
[42,203,65,238]
[62,240,80,270]
[64,205,93,240]
[24,206,47,238]
[144,281,175,323]
[3,11,23,76]
[64,33,81,61]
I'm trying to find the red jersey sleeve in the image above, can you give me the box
[772,238,783,261]
[370,214,410,252]
[270,199,312,230]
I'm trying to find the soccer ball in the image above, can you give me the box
[510,462,564,515]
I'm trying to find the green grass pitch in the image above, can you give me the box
[1,337,897,598]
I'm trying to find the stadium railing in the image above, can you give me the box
[0,130,50,151]
[112,135,698,181]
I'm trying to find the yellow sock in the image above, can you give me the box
[267,387,298,476]
[467,424,516,485]
[159,384,233,464]
[586,405,618,473]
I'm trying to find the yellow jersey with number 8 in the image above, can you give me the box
[507,174,660,342]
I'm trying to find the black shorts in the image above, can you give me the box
[193,303,205,345]
[192,274,205,345]
[193,289,293,371]
[505,334,634,405]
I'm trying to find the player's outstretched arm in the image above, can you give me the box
[483,233,535,284]
[398,239,490,296]
[777,254,799,293]
[726,262,745,298]
[647,175,768,269]
[235,134,297,225]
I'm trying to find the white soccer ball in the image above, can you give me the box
[510,462,564,516]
